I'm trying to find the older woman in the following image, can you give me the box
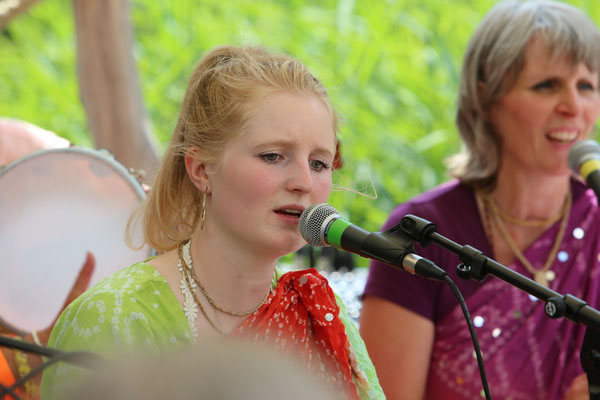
[40,45,383,399]
[361,1,600,400]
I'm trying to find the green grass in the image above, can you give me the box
[2,0,600,267]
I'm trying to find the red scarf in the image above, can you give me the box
[234,269,360,400]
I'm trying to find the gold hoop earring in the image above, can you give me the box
[200,188,208,230]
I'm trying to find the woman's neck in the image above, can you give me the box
[490,167,571,221]
[188,227,277,315]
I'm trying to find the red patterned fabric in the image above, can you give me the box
[234,268,359,400]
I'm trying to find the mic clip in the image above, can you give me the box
[398,215,490,281]
[397,214,438,246]
[361,228,415,267]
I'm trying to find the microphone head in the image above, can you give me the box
[568,140,600,173]
[299,203,339,247]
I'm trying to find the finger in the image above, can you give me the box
[61,251,95,310]
[39,252,96,343]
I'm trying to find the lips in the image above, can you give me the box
[274,206,305,218]
[546,131,578,143]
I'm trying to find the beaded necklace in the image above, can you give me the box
[478,190,571,287]
[177,240,272,333]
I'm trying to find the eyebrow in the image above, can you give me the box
[252,139,335,158]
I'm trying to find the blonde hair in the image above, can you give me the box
[128,45,338,252]
[448,0,600,189]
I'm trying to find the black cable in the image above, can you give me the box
[8,350,104,395]
[0,341,104,400]
[0,335,60,358]
[0,382,22,400]
[0,335,104,367]
[442,274,492,400]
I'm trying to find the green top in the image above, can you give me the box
[41,262,385,399]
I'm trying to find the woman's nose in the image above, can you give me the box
[556,86,582,116]
[286,162,313,193]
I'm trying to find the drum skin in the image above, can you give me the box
[0,147,152,333]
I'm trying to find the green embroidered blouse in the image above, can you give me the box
[41,262,384,399]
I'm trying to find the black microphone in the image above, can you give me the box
[568,140,600,199]
[299,203,446,280]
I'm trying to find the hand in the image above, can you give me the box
[564,373,589,400]
[0,252,95,399]
[33,252,95,345]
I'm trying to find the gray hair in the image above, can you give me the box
[448,0,600,189]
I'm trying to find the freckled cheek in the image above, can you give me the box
[312,177,332,203]
[226,167,273,208]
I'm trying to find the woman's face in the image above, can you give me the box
[488,36,600,178]
[206,92,336,257]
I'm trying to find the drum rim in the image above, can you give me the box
[0,146,150,334]
[0,146,146,200]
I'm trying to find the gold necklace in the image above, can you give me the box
[476,191,495,247]
[178,241,271,317]
[479,190,571,287]
[179,255,224,335]
[489,197,564,228]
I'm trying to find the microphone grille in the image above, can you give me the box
[299,203,339,247]
[568,140,600,173]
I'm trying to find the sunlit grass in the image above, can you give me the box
[2,0,599,245]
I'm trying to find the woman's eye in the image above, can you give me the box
[532,80,555,90]
[310,160,330,171]
[260,153,282,163]
[578,81,596,91]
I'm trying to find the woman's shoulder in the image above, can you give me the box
[383,179,474,229]
[59,261,171,313]
[42,260,192,399]
[400,179,471,209]
[48,260,182,350]
[87,260,168,296]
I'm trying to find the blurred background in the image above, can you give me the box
[2,0,599,268]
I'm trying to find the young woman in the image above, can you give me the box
[41,45,383,400]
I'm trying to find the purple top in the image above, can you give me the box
[364,178,600,399]
[364,180,489,323]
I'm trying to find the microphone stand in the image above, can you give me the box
[0,335,61,358]
[399,214,600,398]
[0,335,104,399]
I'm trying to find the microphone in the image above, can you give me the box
[299,203,446,281]
[568,140,600,199]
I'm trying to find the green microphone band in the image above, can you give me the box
[327,218,351,247]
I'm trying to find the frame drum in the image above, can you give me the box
[0,147,152,333]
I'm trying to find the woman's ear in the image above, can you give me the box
[478,81,491,121]
[477,81,485,104]
[185,148,210,193]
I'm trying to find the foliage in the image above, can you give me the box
[2,0,600,265]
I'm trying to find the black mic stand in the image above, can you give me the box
[399,214,600,398]
[0,335,104,399]
[0,335,60,358]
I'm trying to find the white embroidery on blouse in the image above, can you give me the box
[178,241,199,339]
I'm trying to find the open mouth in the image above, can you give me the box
[274,208,303,218]
[546,131,578,144]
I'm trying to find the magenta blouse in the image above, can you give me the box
[364,178,600,400]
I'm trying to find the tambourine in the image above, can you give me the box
[0,147,153,333]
